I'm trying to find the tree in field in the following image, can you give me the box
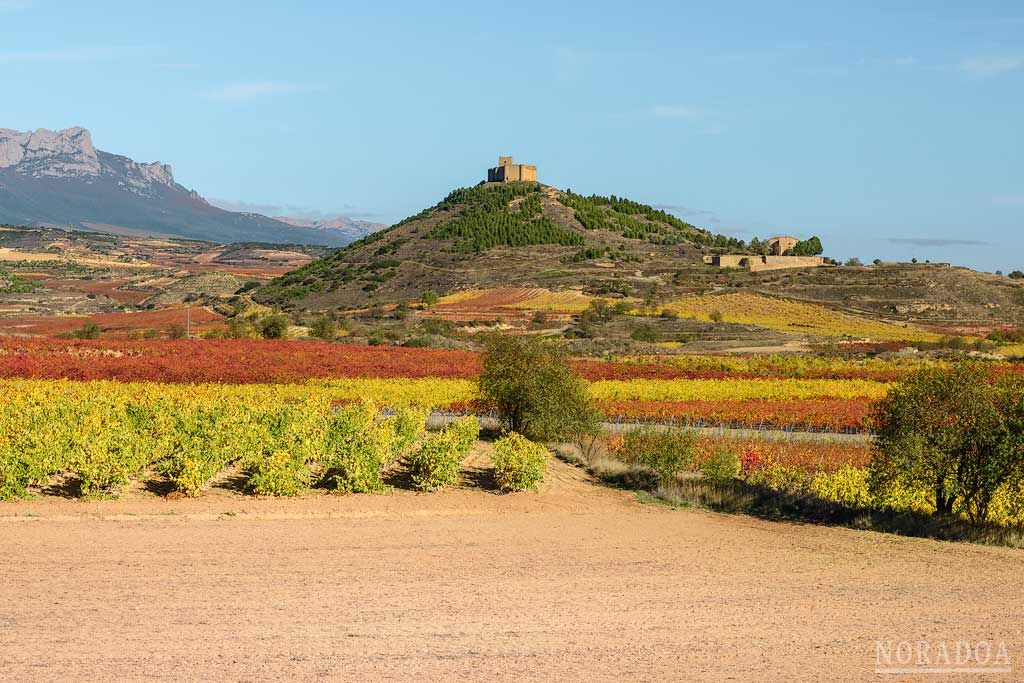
[478,334,601,442]
[869,363,1024,522]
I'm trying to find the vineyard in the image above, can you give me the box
[0,379,556,500]
[658,292,943,342]
[2,338,1019,433]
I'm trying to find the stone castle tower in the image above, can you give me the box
[487,156,537,183]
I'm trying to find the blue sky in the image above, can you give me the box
[1,1,1022,272]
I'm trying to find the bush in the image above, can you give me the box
[382,405,429,465]
[478,334,601,442]
[809,466,872,508]
[445,416,480,453]
[309,316,337,340]
[407,418,479,491]
[630,323,658,343]
[613,427,698,485]
[245,449,310,496]
[166,323,187,339]
[319,402,391,493]
[73,323,102,339]
[260,314,291,339]
[0,447,31,500]
[159,405,230,496]
[492,432,548,492]
[701,446,741,482]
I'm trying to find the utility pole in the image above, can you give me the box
[187,305,191,339]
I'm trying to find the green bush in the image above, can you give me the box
[407,417,478,491]
[309,316,337,340]
[259,314,291,339]
[245,449,310,496]
[0,447,31,500]
[701,446,741,482]
[381,405,429,465]
[319,402,391,493]
[478,334,601,442]
[615,427,698,486]
[445,416,480,453]
[492,432,548,492]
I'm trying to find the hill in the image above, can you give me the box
[257,182,745,310]
[257,180,1024,344]
[0,127,356,247]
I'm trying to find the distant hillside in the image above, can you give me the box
[255,180,1024,333]
[256,181,746,311]
[272,214,385,244]
[0,127,356,247]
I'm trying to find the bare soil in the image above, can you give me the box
[1,454,1021,681]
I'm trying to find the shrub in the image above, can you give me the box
[382,405,429,465]
[0,447,31,500]
[630,323,658,343]
[260,314,291,339]
[245,449,310,496]
[492,432,548,492]
[407,418,478,491]
[478,334,601,441]
[166,323,187,339]
[809,466,872,508]
[309,316,337,340]
[319,402,391,493]
[407,417,478,491]
[613,427,698,485]
[445,416,480,453]
[69,400,160,497]
[701,446,741,482]
[745,461,810,492]
[73,322,102,339]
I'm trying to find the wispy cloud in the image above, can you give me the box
[889,238,990,248]
[203,81,325,102]
[651,105,701,119]
[209,198,380,221]
[652,204,723,227]
[0,46,125,65]
[958,53,1024,78]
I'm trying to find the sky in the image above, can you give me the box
[1,0,1022,272]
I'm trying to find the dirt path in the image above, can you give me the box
[0,455,1020,681]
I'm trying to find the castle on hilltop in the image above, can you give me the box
[487,156,537,183]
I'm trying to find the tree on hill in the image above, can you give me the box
[789,236,823,256]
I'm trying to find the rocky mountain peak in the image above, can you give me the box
[0,126,101,177]
[0,126,175,189]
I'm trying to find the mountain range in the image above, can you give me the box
[0,127,378,247]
